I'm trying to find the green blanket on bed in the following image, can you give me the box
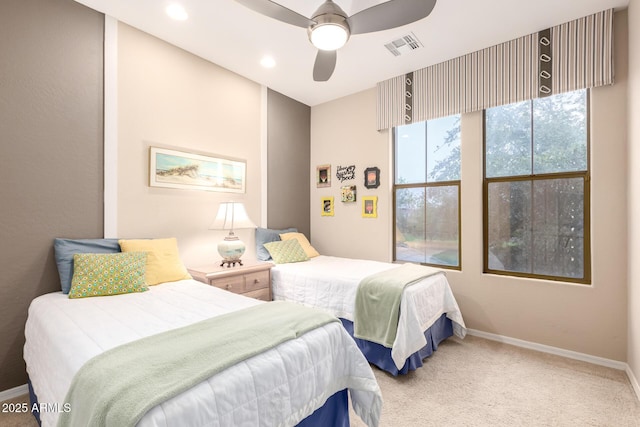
[354,263,441,348]
[57,301,338,427]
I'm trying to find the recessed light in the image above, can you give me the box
[166,3,188,21]
[260,55,276,69]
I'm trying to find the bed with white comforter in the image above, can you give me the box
[271,256,467,373]
[24,279,382,427]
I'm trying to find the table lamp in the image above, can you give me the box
[209,202,256,267]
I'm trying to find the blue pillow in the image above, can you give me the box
[54,238,121,294]
[255,227,297,261]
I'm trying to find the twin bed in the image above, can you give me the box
[23,238,382,427]
[271,255,466,375]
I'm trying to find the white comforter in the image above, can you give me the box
[271,256,467,369]
[24,279,382,427]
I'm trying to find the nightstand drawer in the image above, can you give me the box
[188,261,273,301]
[244,287,270,301]
[244,271,270,292]
[209,276,245,293]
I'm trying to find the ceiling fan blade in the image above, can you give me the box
[235,0,314,28]
[347,0,437,35]
[313,50,337,82]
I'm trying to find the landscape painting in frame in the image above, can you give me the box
[150,147,246,193]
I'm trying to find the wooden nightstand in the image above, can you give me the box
[188,261,274,301]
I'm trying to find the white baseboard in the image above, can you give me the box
[627,365,640,401]
[466,328,628,370]
[0,384,28,402]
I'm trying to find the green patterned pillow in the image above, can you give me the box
[263,239,309,264]
[69,252,149,299]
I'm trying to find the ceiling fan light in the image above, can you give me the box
[310,24,349,51]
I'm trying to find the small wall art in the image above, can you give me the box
[364,167,380,189]
[317,165,331,188]
[362,196,378,218]
[321,196,334,216]
[336,165,356,182]
[341,185,357,202]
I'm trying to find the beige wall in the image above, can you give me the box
[0,0,104,391]
[116,23,263,267]
[310,89,391,261]
[627,0,640,392]
[310,11,629,361]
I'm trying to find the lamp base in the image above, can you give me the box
[218,235,246,269]
[220,259,243,268]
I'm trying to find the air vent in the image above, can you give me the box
[384,32,423,57]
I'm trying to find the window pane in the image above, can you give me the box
[487,181,532,272]
[533,90,588,174]
[425,186,459,266]
[396,187,426,263]
[396,186,459,267]
[395,122,426,184]
[485,100,532,178]
[532,178,584,278]
[427,115,461,182]
[487,178,585,279]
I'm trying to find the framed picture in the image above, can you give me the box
[317,164,331,188]
[362,196,378,218]
[321,196,334,216]
[364,167,380,189]
[149,147,245,193]
[341,185,356,202]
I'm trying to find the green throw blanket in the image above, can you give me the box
[57,301,338,427]
[354,263,442,348]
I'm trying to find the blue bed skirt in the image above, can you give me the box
[28,379,348,427]
[28,380,41,425]
[298,388,349,427]
[340,313,453,376]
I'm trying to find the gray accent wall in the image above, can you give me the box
[267,89,311,238]
[0,0,104,390]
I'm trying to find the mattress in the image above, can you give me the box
[271,255,467,369]
[24,279,382,427]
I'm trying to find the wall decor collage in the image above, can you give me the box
[316,164,380,218]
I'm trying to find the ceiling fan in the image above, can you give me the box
[235,0,437,81]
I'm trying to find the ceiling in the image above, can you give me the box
[72,0,628,107]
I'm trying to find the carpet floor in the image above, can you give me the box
[2,335,639,426]
[351,335,640,426]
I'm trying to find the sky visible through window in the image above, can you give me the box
[396,115,459,184]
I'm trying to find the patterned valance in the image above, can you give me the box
[376,9,614,130]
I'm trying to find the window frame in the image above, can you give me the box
[392,117,462,270]
[482,91,592,284]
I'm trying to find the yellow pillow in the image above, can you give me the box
[279,232,320,258]
[118,238,191,285]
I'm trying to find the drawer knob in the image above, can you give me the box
[254,279,260,284]
[226,284,232,290]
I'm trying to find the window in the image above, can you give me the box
[394,115,461,268]
[484,89,590,283]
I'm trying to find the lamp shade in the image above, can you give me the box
[209,202,256,231]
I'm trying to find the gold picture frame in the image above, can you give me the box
[321,196,334,216]
[362,196,378,218]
